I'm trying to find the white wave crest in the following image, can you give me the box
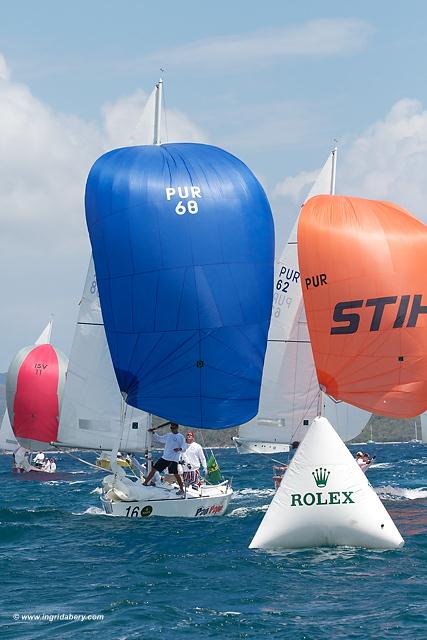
[376,485,427,500]
[90,486,103,494]
[407,458,427,466]
[235,488,275,498]
[228,504,269,518]
[76,506,107,516]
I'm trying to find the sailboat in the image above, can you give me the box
[410,419,421,443]
[5,320,69,477]
[250,195,427,549]
[367,422,375,444]
[234,149,370,456]
[421,414,427,443]
[85,80,275,518]
[0,408,19,454]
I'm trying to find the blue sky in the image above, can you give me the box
[2,1,427,366]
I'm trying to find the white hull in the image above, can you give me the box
[12,468,68,481]
[232,437,290,455]
[101,482,233,518]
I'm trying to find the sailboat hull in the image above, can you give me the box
[100,484,233,518]
[232,437,290,454]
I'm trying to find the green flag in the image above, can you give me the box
[206,452,222,484]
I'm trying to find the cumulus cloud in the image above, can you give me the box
[273,168,320,201]
[0,54,206,365]
[273,99,427,225]
[338,99,427,222]
[136,19,374,72]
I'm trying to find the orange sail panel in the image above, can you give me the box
[297,195,427,418]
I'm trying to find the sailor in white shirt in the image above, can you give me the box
[143,422,186,495]
[182,432,207,485]
[33,452,45,468]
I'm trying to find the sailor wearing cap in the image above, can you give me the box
[181,432,207,485]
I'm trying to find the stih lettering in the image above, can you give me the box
[331,294,427,334]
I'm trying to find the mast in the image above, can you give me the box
[144,79,163,471]
[153,79,163,145]
[318,147,338,418]
[145,415,153,474]
[330,146,337,196]
[109,398,127,476]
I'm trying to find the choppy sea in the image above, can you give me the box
[0,442,426,639]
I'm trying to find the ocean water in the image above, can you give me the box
[0,443,426,640]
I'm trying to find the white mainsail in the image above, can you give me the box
[235,150,370,453]
[420,413,427,443]
[0,410,18,452]
[56,258,149,452]
[35,319,53,346]
[56,87,161,453]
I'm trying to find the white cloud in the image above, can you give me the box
[139,19,374,72]
[0,54,207,367]
[273,99,427,225]
[338,99,427,223]
[273,168,320,201]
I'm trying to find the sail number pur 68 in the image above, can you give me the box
[166,186,202,215]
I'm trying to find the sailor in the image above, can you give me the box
[33,451,45,468]
[49,458,57,473]
[181,432,207,486]
[42,458,52,473]
[143,422,186,496]
[363,452,375,466]
[355,451,375,473]
[355,451,365,467]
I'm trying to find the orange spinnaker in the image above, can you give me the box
[298,195,427,418]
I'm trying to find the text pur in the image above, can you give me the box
[165,185,202,215]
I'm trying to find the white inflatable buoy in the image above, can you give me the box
[249,416,404,550]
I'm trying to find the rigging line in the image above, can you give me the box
[270,456,289,466]
[49,445,106,472]
[268,339,310,343]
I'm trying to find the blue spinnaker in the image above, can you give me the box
[85,143,274,428]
